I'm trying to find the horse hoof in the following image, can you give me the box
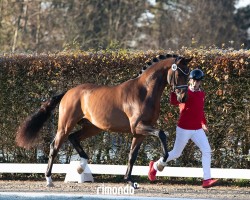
[77,165,84,174]
[127,180,139,189]
[132,182,139,189]
[46,182,54,187]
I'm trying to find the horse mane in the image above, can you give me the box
[137,54,181,77]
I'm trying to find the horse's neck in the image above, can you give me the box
[139,69,168,99]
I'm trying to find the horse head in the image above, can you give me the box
[137,54,192,103]
[167,56,193,103]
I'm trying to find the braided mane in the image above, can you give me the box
[137,54,181,77]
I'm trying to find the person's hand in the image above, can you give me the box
[202,124,209,133]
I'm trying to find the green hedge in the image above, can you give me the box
[0,48,249,169]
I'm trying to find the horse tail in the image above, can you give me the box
[16,92,66,149]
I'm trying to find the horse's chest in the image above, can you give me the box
[141,102,160,123]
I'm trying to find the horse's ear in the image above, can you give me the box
[186,57,193,63]
[184,57,193,64]
[179,57,193,65]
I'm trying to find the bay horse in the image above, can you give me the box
[16,54,192,187]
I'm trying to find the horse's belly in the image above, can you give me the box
[103,114,131,132]
[86,110,131,133]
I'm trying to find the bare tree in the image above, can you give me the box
[0,0,247,52]
[138,0,242,49]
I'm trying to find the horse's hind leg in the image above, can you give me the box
[124,135,145,188]
[45,130,68,187]
[68,119,101,173]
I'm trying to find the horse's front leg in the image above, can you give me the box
[153,129,169,171]
[137,124,169,171]
[124,135,144,188]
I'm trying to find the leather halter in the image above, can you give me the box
[169,57,190,92]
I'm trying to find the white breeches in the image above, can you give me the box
[156,126,212,180]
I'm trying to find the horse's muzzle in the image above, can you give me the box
[174,85,188,90]
[175,85,188,103]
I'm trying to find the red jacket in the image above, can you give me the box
[170,88,207,130]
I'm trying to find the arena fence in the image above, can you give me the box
[0,161,249,182]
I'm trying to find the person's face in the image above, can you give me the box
[189,79,201,90]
